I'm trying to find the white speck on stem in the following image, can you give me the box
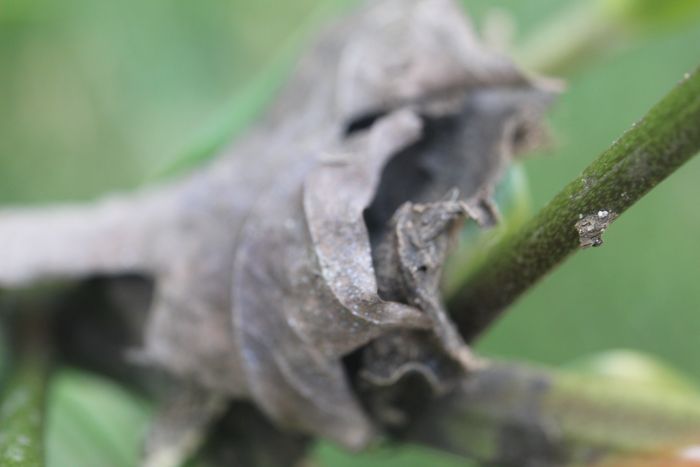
[597,210,609,219]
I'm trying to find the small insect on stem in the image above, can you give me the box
[575,210,618,248]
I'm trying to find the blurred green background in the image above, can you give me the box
[1,0,700,465]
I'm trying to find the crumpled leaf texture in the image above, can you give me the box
[0,0,554,449]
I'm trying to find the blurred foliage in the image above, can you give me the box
[516,0,700,74]
[46,370,151,467]
[0,352,47,467]
[1,0,700,466]
[600,0,700,33]
[475,1,700,385]
[0,0,329,202]
[566,349,700,396]
[311,444,467,467]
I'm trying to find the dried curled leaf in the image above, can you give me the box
[0,0,555,453]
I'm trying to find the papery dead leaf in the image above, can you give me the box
[0,0,554,454]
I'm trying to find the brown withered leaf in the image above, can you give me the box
[0,0,555,456]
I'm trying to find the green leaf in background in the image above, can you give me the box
[1,1,700,466]
[154,1,347,180]
[600,0,700,33]
[516,0,700,75]
[0,355,48,467]
[46,370,152,467]
[566,349,700,396]
[405,358,700,467]
[547,364,700,457]
[0,332,8,386]
[312,443,474,467]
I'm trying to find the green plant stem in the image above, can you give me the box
[407,360,700,466]
[0,317,50,467]
[516,0,700,76]
[448,67,700,342]
[516,1,618,76]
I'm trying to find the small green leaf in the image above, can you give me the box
[600,0,700,32]
[565,349,700,396]
[409,360,700,466]
[0,355,48,467]
[46,369,152,467]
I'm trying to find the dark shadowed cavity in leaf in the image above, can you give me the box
[351,84,556,429]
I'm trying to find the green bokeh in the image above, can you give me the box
[46,370,152,467]
[474,2,700,384]
[1,0,699,465]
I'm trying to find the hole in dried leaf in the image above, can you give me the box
[54,275,155,386]
[345,110,388,136]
